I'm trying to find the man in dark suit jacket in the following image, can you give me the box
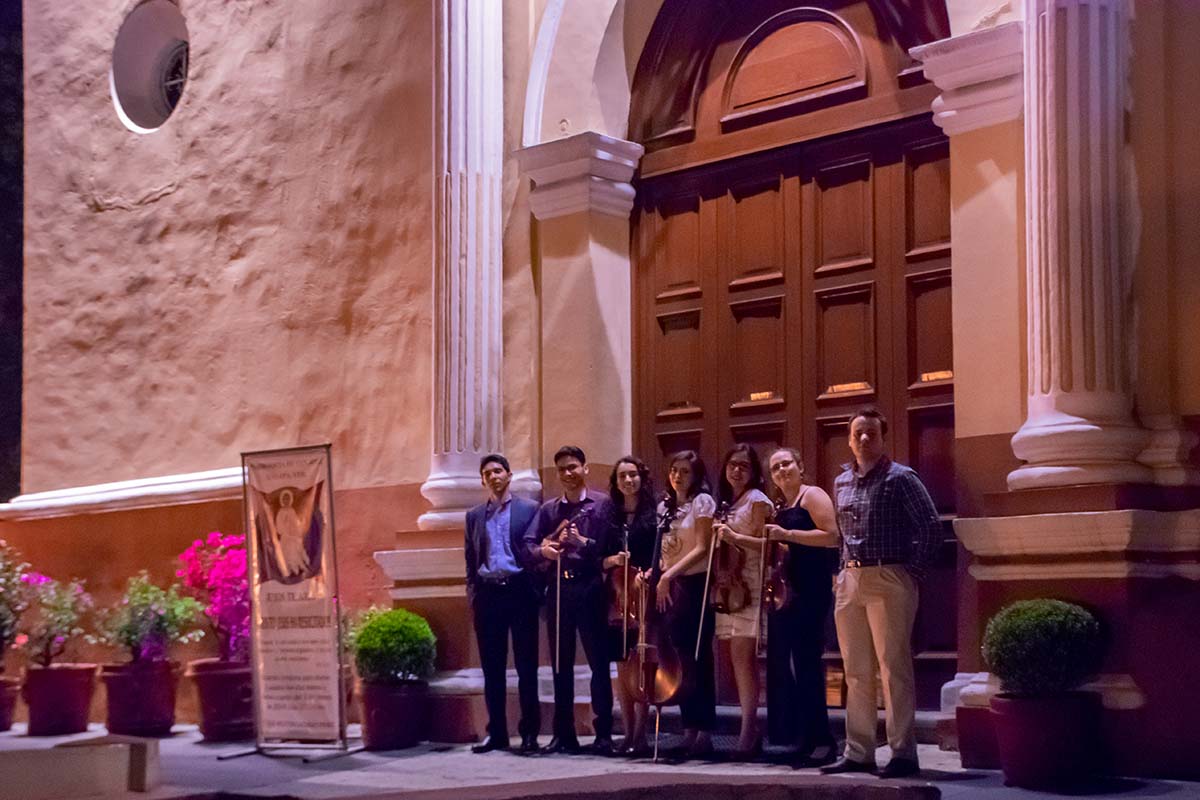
[465,453,542,754]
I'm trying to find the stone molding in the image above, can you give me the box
[374,546,465,600]
[909,21,1023,136]
[1138,415,1200,486]
[516,131,644,220]
[955,509,1200,580]
[947,671,1145,711]
[1008,0,1150,490]
[0,467,243,521]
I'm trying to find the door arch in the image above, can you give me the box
[628,0,957,708]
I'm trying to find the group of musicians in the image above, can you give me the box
[463,406,943,779]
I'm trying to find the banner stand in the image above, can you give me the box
[218,444,359,762]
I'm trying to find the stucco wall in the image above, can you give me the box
[22,0,434,494]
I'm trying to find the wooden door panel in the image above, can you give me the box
[909,403,956,515]
[814,158,874,276]
[814,282,876,404]
[655,195,704,298]
[904,138,952,259]
[906,268,954,389]
[653,309,704,417]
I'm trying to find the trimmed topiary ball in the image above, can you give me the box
[982,599,1102,696]
[353,608,436,684]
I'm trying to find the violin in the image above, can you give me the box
[708,501,750,614]
[762,500,791,612]
[606,521,638,654]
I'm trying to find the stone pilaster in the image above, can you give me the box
[1007,0,1150,490]
[516,131,643,468]
[418,0,513,530]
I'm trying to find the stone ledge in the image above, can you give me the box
[0,466,243,521]
[909,21,1022,136]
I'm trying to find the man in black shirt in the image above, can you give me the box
[522,445,614,754]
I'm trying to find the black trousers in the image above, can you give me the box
[472,579,541,741]
[546,576,613,739]
[766,587,835,749]
[666,572,716,731]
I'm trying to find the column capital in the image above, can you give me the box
[516,131,644,220]
[909,21,1023,137]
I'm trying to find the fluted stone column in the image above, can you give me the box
[418,0,512,530]
[1007,0,1150,490]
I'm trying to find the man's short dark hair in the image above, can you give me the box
[553,445,587,465]
[479,453,511,474]
[848,406,888,436]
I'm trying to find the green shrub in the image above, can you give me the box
[982,599,1103,696]
[353,608,436,684]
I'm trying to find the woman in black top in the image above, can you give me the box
[763,446,840,764]
[602,456,658,754]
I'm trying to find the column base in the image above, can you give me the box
[1009,416,1151,490]
[983,483,1200,517]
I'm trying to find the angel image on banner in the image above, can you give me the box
[249,481,325,586]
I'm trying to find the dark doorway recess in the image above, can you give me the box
[0,0,21,500]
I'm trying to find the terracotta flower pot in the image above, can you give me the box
[188,658,255,742]
[23,663,97,736]
[990,691,1102,789]
[101,660,180,737]
[0,674,19,732]
[360,680,429,751]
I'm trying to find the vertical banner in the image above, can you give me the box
[242,444,345,749]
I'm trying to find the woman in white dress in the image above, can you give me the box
[712,443,773,756]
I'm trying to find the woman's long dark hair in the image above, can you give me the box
[717,442,766,504]
[608,455,657,524]
[664,450,711,513]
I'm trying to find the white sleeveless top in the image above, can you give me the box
[657,493,715,577]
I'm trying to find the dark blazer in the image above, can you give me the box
[464,495,540,605]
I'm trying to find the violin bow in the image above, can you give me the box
[695,501,728,661]
[622,521,630,660]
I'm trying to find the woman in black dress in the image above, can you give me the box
[602,456,658,754]
[763,446,840,765]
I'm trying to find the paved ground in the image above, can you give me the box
[1,724,1198,800]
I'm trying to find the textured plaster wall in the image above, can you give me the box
[22,0,434,493]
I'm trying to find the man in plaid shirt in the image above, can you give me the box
[821,407,942,779]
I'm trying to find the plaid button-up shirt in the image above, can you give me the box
[833,456,942,581]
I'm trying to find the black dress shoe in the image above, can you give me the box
[471,735,509,754]
[517,736,539,754]
[541,736,582,754]
[588,736,614,755]
[798,743,838,768]
[820,757,876,774]
[879,757,920,779]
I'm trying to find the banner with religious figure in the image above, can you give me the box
[242,444,346,749]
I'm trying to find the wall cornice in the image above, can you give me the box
[0,467,244,521]
[909,21,1023,136]
[516,131,644,220]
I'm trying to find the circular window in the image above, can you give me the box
[110,0,190,133]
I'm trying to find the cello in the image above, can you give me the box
[622,500,685,761]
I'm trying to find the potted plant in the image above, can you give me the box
[17,573,96,735]
[983,598,1105,789]
[177,532,253,741]
[350,607,435,750]
[92,572,203,736]
[0,540,29,731]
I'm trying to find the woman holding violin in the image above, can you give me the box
[711,443,773,756]
[763,446,839,765]
[601,456,658,755]
[649,450,717,758]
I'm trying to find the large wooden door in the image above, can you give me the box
[634,117,957,708]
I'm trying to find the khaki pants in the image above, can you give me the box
[833,565,919,763]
